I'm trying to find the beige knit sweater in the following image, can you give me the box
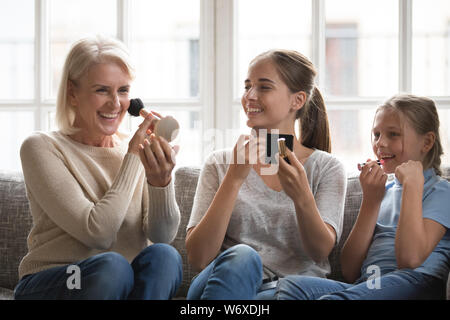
[18,131,181,279]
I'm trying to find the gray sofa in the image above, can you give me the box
[1,166,449,300]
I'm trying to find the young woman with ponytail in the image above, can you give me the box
[185,50,347,300]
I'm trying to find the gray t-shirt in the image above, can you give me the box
[187,149,347,279]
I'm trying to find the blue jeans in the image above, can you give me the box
[187,244,272,300]
[14,243,182,300]
[276,269,445,300]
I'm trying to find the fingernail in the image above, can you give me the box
[139,143,144,149]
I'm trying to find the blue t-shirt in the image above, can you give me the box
[359,168,450,282]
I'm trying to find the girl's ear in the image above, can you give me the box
[422,131,436,154]
[292,91,307,111]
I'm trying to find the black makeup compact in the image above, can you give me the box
[266,133,294,164]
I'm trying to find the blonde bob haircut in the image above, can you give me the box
[56,35,135,135]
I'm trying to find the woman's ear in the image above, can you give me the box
[67,80,78,107]
[292,91,307,111]
[422,131,436,154]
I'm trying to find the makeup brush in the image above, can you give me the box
[128,98,180,142]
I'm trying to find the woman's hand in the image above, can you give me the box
[395,160,424,187]
[128,114,155,156]
[128,112,179,187]
[139,134,179,187]
[226,134,261,184]
[128,110,165,155]
[277,149,337,263]
[359,159,387,206]
[276,149,311,205]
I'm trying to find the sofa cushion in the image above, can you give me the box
[328,174,361,281]
[173,166,201,297]
[0,171,32,291]
[0,287,14,300]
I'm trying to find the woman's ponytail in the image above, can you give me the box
[299,87,331,153]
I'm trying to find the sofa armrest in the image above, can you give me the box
[0,171,32,292]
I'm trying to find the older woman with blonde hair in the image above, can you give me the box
[14,35,182,300]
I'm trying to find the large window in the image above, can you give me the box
[326,23,358,96]
[412,0,450,96]
[230,0,450,173]
[323,0,399,168]
[0,0,205,171]
[235,0,312,138]
[0,0,34,100]
[1,0,450,174]
[0,0,35,171]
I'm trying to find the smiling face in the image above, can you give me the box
[241,58,302,133]
[371,107,428,173]
[69,62,131,146]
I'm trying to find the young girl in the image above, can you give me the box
[276,94,450,300]
[185,50,347,300]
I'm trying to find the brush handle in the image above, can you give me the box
[139,108,161,120]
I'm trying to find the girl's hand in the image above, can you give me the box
[359,159,387,205]
[277,149,310,205]
[395,160,424,186]
[139,134,179,187]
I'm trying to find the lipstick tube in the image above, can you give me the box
[357,159,383,171]
[278,138,287,158]
[277,138,291,164]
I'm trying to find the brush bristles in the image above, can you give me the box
[128,98,144,116]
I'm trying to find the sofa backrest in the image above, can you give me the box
[2,166,448,296]
[173,166,202,297]
[328,175,361,281]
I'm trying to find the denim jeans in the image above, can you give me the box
[14,243,182,300]
[187,244,268,300]
[276,269,445,300]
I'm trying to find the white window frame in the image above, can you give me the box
[1,0,450,169]
[216,0,450,136]
[0,0,216,166]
